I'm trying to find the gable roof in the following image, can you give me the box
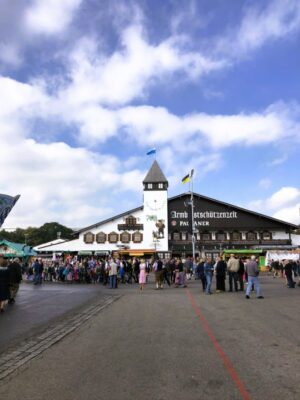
[143,160,168,184]
[168,192,298,229]
[0,239,37,257]
[74,191,298,235]
[74,206,143,234]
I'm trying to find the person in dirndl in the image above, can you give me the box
[139,259,146,291]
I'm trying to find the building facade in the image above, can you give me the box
[37,161,299,258]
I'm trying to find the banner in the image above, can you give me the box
[0,194,20,227]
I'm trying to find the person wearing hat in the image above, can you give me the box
[8,258,22,304]
[0,257,10,313]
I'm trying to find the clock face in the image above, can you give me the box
[146,199,166,211]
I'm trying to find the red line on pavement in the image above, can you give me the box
[185,289,251,400]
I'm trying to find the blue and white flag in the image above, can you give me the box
[0,194,20,227]
[146,148,156,156]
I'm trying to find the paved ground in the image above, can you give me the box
[0,282,108,353]
[0,275,299,400]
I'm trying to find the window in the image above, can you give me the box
[173,232,180,241]
[120,231,131,243]
[181,232,187,241]
[246,231,257,241]
[202,232,211,241]
[132,231,143,243]
[231,231,241,241]
[125,215,137,226]
[83,232,94,244]
[158,183,163,189]
[216,232,226,241]
[96,232,106,243]
[108,232,119,243]
[262,231,272,240]
[148,183,153,189]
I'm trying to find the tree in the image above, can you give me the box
[0,222,75,246]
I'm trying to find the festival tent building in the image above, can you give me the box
[37,161,299,260]
[0,239,37,260]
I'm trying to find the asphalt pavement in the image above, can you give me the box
[0,275,299,400]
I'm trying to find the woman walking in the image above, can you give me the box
[139,259,146,291]
[204,258,214,295]
[0,258,10,313]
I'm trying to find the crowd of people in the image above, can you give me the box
[1,254,299,313]
[20,254,300,293]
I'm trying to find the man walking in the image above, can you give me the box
[154,258,163,289]
[245,256,264,299]
[204,258,214,295]
[227,254,239,292]
[108,258,118,289]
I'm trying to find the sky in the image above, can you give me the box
[1,0,300,230]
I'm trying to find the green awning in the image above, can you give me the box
[223,249,263,254]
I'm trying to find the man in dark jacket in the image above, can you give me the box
[215,256,227,292]
[0,257,10,312]
[237,258,245,291]
[8,258,22,304]
[284,260,295,288]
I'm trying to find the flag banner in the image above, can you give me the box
[182,174,190,184]
[0,194,20,227]
[146,148,156,156]
[182,169,194,184]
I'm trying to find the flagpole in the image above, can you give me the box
[190,175,196,265]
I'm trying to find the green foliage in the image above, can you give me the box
[0,222,74,247]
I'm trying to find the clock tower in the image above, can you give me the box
[143,160,169,252]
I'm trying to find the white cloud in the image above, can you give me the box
[267,154,288,166]
[0,135,144,228]
[258,179,272,190]
[216,0,300,59]
[25,0,82,35]
[248,187,300,225]
[267,187,300,210]
[273,204,300,225]
[59,26,225,109]
[114,102,299,150]
[0,43,22,67]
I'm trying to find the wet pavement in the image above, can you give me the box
[0,281,109,352]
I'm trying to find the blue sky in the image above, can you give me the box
[0,0,299,229]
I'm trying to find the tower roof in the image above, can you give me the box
[143,160,168,184]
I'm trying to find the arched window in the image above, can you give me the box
[83,232,95,244]
[96,232,106,244]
